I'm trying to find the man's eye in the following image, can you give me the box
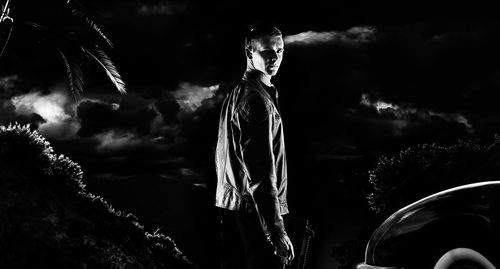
[277,49,284,53]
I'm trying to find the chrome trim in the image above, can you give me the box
[355,263,402,269]
[391,181,500,217]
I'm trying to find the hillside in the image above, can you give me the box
[0,124,197,269]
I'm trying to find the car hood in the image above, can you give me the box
[364,180,500,265]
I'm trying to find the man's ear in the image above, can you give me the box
[245,48,252,59]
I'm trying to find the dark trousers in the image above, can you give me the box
[219,208,285,269]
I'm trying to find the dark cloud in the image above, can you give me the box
[77,93,157,137]
[74,80,223,157]
[136,1,188,17]
[275,20,500,159]
[93,130,169,154]
[6,1,500,167]
[76,101,118,137]
[155,98,180,124]
[360,21,500,112]
[57,79,225,184]
[53,136,192,180]
[322,103,471,152]
[0,75,20,97]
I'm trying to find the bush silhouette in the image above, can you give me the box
[0,123,196,269]
[367,140,490,217]
[332,138,500,268]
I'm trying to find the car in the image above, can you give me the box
[356,181,500,269]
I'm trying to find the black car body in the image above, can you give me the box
[356,181,500,269]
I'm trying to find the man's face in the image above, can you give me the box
[248,35,284,77]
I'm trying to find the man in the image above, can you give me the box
[215,24,294,269]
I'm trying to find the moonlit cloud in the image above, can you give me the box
[360,93,401,113]
[93,128,178,155]
[360,93,474,133]
[11,91,69,123]
[94,130,142,152]
[284,26,377,46]
[172,82,219,112]
[429,111,474,133]
[10,90,80,139]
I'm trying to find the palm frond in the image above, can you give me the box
[25,21,44,30]
[57,48,84,99]
[0,18,13,60]
[82,46,126,94]
[67,0,114,48]
[5,0,125,97]
[0,0,14,60]
[1,0,12,23]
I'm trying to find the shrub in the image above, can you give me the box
[0,123,196,269]
[367,139,489,217]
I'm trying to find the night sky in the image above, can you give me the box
[3,0,500,268]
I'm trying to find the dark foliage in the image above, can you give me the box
[0,123,196,269]
[367,139,494,217]
[332,137,500,268]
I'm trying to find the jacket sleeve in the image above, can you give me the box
[239,94,286,238]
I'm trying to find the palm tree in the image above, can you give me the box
[0,0,13,59]
[0,0,125,98]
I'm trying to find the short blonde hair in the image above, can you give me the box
[244,24,282,51]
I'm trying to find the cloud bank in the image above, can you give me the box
[10,90,80,140]
[360,93,474,135]
[172,82,220,112]
[137,1,187,16]
[284,26,377,46]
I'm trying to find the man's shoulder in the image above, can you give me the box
[225,79,263,103]
[237,89,273,123]
[220,77,275,124]
[225,77,273,116]
[240,84,271,108]
[241,80,272,102]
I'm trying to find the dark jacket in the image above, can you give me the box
[215,70,289,237]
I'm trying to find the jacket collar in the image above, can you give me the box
[243,70,277,98]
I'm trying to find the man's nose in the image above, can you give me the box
[270,52,278,62]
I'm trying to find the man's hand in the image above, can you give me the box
[272,233,295,264]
